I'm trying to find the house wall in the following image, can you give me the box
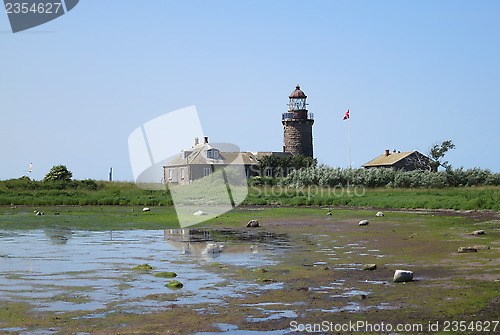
[364,152,431,172]
[394,152,431,171]
[165,163,259,185]
[165,166,189,185]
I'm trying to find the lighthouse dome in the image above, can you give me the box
[289,85,307,99]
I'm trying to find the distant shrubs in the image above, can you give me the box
[1,177,99,191]
[43,165,73,182]
[0,179,173,206]
[279,166,500,188]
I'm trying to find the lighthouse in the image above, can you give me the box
[282,85,314,158]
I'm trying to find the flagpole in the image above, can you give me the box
[348,115,351,169]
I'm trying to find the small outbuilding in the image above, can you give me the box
[363,150,431,172]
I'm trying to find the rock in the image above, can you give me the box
[133,264,153,270]
[376,212,384,217]
[358,220,369,226]
[327,210,332,216]
[35,211,44,216]
[356,294,367,300]
[470,230,485,236]
[256,278,275,283]
[165,280,183,289]
[247,220,260,228]
[154,272,177,278]
[193,210,207,216]
[362,264,377,271]
[458,247,477,253]
[472,245,490,250]
[393,270,414,283]
[142,207,150,212]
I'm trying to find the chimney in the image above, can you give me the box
[204,136,209,144]
[385,149,390,156]
[194,137,199,146]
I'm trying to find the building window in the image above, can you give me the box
[181,168,185,179]
[168,169,173,180]
[203,168,211,177]
[265,168,273,177]
[206,149,219,159]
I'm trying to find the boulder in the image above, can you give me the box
[358,220,369,226]
[327,210,332,216]
[472,245,490,250]
[193,210,207,216]
[256,278,275,283]
[362,264,377,271]
[133,264,153,270]
[247,220,260,228]
[154,272,177,278]
[393,270,413,283]
[375,212,384,217]
[470,230,485,236]
[165,280,183,289]
[458,247,477,253]
[142,207,150,212]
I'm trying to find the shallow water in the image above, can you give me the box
[193,323,290,335]
[0,229,283,313]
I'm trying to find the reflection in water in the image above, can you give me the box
[44,228,73,245]
[0,229,285,313]
[164,229,289,260]
[165,229,263,259]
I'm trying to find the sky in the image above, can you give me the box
[1,1,500,181]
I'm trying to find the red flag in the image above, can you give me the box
[343,110,349,120]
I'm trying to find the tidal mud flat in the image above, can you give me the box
[0,206,499,334]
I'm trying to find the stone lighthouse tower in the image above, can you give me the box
[282,85,314,157]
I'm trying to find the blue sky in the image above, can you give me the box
[1,1,499,181]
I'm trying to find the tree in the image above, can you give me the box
[257,155,317,177]
[43,165,73,182]
[429,140,455,172]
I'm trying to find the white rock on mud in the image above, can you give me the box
[393,270,414,282]
[193,210,207,216]
[358,220,369,226]
[247,220,260,227]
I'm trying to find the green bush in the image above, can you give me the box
[43,165,73,182]
[280,166,500,189]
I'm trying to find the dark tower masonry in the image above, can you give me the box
[282,85,314,157]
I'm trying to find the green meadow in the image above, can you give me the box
[1,179,500,211]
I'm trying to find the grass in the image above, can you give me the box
[0,180,173,206]
[245,185,500,210]
[1,179,500,211]
[0,206,179,230]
